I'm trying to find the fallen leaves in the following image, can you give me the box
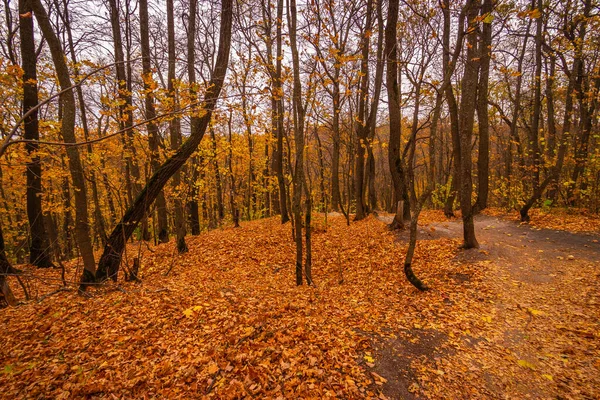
[0,214,599,399]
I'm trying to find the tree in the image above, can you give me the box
[107,0,141,208]
[95,0,233,282]
[166,0,188,253]
[139,0,169,244]
[456,0,480,249]
[0,211,16,306]
[31,0,97,285]
[475,0,493,212]
[59,0,107,245]
[353,0,374,221]
[520,0,593,221]
[385,0,410,229]
[288,0,312,285]
[19,0,53,268]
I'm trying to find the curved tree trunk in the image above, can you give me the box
[96,0,233,282]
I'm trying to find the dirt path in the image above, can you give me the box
[374,214,600,399]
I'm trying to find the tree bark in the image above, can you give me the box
[227,111,240,228]
[528,0,543,193]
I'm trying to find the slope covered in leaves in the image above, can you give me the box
[1,214,599,399]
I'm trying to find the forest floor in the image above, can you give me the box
[0,209,599,399]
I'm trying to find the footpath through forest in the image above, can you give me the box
[377,211,600,399]
[1,210,599,399]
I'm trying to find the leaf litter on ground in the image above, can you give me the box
[1,213,599,399]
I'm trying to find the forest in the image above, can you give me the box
[0,0,599,397]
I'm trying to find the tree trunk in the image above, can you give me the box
[353,0,372,221]
[528,0,543,194]
[227,111,240,228]
[275,0,289,223]
[19,0,53,268]
[107,0,141,208]
[58,0,107,246]
[475,0,493,212]
[568,71,599,204]
[210,127,224,221]
[441,0,466,219]
[314,126,327,211]
[167,0,187,253]
[403,192,431,292]
[288,0,310,285]
[0,226,17,307]
[385,0,409,230]
[31,0,97,286]
[140,0,169,244]
[457,0,480,249]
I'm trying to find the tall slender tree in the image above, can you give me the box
[19,0,53,268]
[139,0,169,244]
[166,0,188,253]
[385,0,410,229]
[31,0,97,284]
[456,0,480,249]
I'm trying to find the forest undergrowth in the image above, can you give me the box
[1,211,598,399]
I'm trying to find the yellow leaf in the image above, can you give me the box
[364,355,374,363]
[527,308,545,316]
[517,359,536,370]
[542,374,553,381]
[183,309,194,318]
